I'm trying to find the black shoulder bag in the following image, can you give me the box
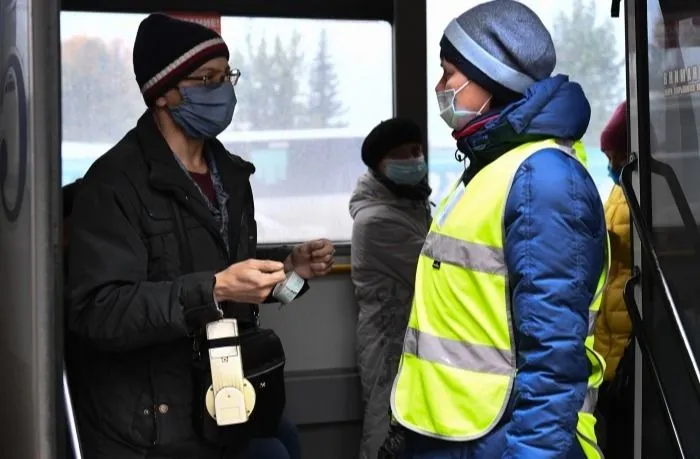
[191,325,286,446]
[169,199,287,447]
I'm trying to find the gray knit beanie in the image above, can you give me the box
[440,0,556,105]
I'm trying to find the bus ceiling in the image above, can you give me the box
[58,0,394,22]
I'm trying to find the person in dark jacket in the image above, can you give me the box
[66,14,334,459]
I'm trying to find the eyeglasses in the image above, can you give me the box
[182,67,242,87]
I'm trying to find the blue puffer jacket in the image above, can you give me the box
[410,75,607,459]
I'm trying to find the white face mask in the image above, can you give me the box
[436,81,492,131]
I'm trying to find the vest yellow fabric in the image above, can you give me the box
[391,139,609,458]
[574,141,589,167]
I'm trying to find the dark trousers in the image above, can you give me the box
[144,417,301,459]
[244,416,301,459]
[596,380,635,459]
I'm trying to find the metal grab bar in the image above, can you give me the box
[623,270,685,458]
[63,363,83,459]
[649,157,700,258]
[619,153,700,406]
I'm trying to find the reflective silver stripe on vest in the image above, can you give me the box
[581,387,598,414]
[404,327,514,375]
[577,429,604,458]
[588,312,597,337]
[551,140,576,158]
[421,232,507,276]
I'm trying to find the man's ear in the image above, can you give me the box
[155,87,182,108]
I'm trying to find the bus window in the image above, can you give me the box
[60,12,393,244]
[250,147,288,185]
[425,0,626,203]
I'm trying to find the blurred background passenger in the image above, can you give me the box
[594,100,634,459]
[349,118,431,459]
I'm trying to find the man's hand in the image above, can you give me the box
[285,239,335,279]
[214,259,287,304]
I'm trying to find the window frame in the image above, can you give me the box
[59,0,393,22]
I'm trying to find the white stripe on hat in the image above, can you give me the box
[140,37,226,95]
[444,19,535,94]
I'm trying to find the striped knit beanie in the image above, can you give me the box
[132,13,230,105]
[440,0,556,106]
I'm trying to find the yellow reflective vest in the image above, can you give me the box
[391,139,609,458]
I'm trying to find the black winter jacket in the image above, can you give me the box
[66,112,292,459]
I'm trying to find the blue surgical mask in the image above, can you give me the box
[385,156,428,186]
[608,164,621,184]
[169,83,237,139]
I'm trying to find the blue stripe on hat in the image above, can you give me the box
[444,19,535,94]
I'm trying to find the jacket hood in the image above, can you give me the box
[349,171,421,219]
[456,74,591,164]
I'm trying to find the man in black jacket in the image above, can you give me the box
[66,14,334,459]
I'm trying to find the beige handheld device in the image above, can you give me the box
[204,319,256,425]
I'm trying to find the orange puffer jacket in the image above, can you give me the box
[594,184,633,381]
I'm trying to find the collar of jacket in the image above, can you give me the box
[134,111,255,201]
[133,111,257,262]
